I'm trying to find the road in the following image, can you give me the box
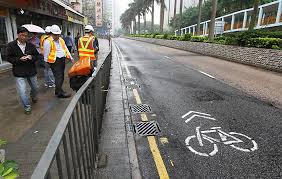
[113,38,282,179]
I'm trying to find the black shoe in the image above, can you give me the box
[57,93,71,98]
[32,97,38,103]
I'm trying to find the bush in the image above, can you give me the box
[225,37,239,45]
[168,35,178,40]
[183,34,192,41]
[152,33,159,38]
[247,38,282,49]
[190,36,208,42]
[155,35,165,39]
[163,34,169,39]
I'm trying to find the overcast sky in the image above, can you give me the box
[116,0,161,25]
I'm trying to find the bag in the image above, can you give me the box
[69,75,89,91]
[68,57,92,78]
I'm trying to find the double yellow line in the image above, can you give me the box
[132,89,169,179]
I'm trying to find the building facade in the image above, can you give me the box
[0,0,86,65]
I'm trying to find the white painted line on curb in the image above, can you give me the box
[115,43,132,77]
[198,71,215,79]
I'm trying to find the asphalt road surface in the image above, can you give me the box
[113,38,282,179]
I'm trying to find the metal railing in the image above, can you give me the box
[30,51,112,179]
[175,0,282,36]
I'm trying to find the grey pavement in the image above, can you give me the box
[114,38,282,178]
[0,39,111,179]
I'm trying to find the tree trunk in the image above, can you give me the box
[143,14,147,33]
[160,0,165,33]
[249,0,260,30]
[168,0,171,25]
[173,0,177,31]
[197,0,203,35]
[134,18,137,34]
[138,14,141,34]
[151,0,155,32]
[208,0,218,41]
[178,0,183,35]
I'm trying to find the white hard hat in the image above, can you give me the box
[50,25,61,35]
[85,25,94,32]
[45,26,51,33]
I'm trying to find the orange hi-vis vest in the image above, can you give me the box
[46,37,70,63]
[78,35,96,61]
[40,34,49,53]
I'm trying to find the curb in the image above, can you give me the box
[115,42,142,179]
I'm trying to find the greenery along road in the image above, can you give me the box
[120,0,277,35]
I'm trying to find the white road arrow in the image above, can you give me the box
[182,111,216,123]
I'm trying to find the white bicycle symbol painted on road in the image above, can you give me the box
[185,126,258,157]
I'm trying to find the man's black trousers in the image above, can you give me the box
[49,57,66,95]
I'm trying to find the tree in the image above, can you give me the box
[173,0,177,30]
[196,0,203,35]
[178,0,183,34]
[208,0,218,41]
[160,0,166,32]
[249,0,260,30]
[151,0,155,32]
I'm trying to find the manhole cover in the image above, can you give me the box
[124,78,137,83]
[134,121,161,136]
[126,84,140,89]
[130,104,152,114]
[194,91,224,101]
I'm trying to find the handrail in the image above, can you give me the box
[31,51,112,179]
[176,0,282,35]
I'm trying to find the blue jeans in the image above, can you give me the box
[44,62,55,85]
[15,75,38,109]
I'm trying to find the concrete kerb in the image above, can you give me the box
[115,43,142,179]
[125,37,282,73]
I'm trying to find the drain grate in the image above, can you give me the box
[134,121,161,136]
[124,77,137,84]
[130,104,152,114]
[126,84,140,89]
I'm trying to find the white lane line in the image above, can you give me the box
[198,71,215,79]
[115,43,132,77]
[164,56,171,59]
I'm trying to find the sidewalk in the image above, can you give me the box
[96,42,141,179]
[1,39,111,179]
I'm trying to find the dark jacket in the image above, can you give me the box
[6,40,39,77]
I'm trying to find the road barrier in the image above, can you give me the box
[30,51,112,179]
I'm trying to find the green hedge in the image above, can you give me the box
[247,38,282,49]
[128,32,282,50]
[190,36,208,42]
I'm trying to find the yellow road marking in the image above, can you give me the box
[132,89,169,179]
[160,137,169,145]
[170,160,174,167]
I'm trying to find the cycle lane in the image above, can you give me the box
[116,38,282,179]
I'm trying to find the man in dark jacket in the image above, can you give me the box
[6,27,40,114]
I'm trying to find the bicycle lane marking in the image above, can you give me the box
[115,42,170,179]
[182,111,258,157]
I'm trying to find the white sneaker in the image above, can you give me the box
[44,83,48,87]
[48,84,55,88]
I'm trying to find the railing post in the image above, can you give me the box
[243,11,248,29]
[205,22,209,35]
[231,14,235,30]
[257,7,263,27]
[193,26,195,36]
[189,27,191,34]
[276,0,282,24]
